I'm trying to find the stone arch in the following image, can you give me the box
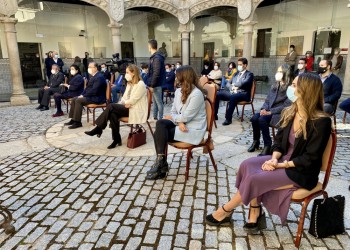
[124,0,178,18]
[190,0,237,18]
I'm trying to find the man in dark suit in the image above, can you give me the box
[65,62,106,129]
[50,51,64,72]
[36,64,64,111]
[214,58,254,125]
[293,58,308,78]
[318,59,342,114]
[100,63,111,81]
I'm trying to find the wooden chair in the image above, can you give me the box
[275,130,337,248]
[166,98,217,180]
[270,125,277,141]
[330,100,338,126]
[199,76,217,128]
[66,77,88,113]
[235,80,256,122]
[85,81,111,126]
[343,112,347,124]
[119,87,154,136]
[163,89,174,104]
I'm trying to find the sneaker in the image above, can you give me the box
[52,112,64,117]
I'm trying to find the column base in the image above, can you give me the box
[10,94,31,106]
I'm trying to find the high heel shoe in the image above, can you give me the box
[205,205,233,226]
[248,140,260,152]
[243,205,267,232]
[107,141,122,149]
[84,126,103,138]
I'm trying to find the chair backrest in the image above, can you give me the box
[320,130,337,189]
[205,98,214,136]
[199,76,209,88]
[250,80,257,102]
[202,82,217,105]
[147,88,152,120]
[110,72,115,85]
[106,81,111,104]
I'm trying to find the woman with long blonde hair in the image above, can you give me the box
[206,73,332,231]
[85,64,147,149]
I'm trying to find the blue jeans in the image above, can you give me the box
[251,113,273,146]
[152,86,164,119]
[339,97,350,114]
[214,90,250,121]
[220,76,231,90]
[111,85,125,103]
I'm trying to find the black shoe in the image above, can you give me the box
[222,120,232,126]
[64,119,75,126]
[205,205,233,226]
[40,106,49,111]
[258,146,271,156]
[68,122,82,129]
[85,126,103,138]
[36,105,43,110]
[248,140,260,152]
[215,115,218,121]
[146,155,169,180]
[243,205,267,232]
[107,141,122,149]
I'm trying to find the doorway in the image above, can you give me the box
[18,42,43,89]
[256,28,272,58]
[121,42,134,59]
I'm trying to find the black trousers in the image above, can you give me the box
[69,97,93,122]
[53,92,72,113]
[38,87,60,106]
[95,103,129,143]
[154,119,176,155]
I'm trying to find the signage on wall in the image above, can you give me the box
[323,47,332,54]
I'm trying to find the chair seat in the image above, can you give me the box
[291,182,322,200]
[237,101,252,105]
[86,103,106,108]
[119,117,128,123]
[169,139,205,149]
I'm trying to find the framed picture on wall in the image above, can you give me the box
[58,42,72,58]
[93,47,106,58]
[172,41,181,57]
[290,36,304,55]
[222,49,229,57]
[276,37,289,56]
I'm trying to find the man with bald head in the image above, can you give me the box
[318,59,342,114]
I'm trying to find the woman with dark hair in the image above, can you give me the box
[206,73,332,233]
[85,64,147,149]
[201,61,211,76]
[52,64,84,117]
[146,65,207,180]
[248,64,292,155]
[221,62,237,90]
[207,61,223,88]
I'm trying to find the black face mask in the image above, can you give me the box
[317,66,327,74]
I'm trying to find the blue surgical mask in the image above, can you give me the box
[237,65,243,72]
[287,86,298,102]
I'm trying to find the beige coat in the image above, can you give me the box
[121,80,148,124]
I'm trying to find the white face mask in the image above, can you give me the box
[142,70,146,73]
[237,65,243,72]
[229,65,233,69]
[101,68,107,72]
[204,65,209,70]
[125,73,133,82]
[176,65,180,69]
[214,66,219,70]
[51,69,57,75]
[166,69,171,73]
[70,70,76,75]
[298,64,305,70]
[275,72,283,82]
[88,68,93,75]
[54,54,59,59]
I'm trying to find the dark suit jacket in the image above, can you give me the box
[49,58,64,72]
[102,70,111,81]
[66,74,84,97]
[323,74,342,105]
[272,117,332,190]
[232,70,254,98]
[82,72,106,104]
[261,83,291,126]
[47,72,65,88]
[148,52,166,88]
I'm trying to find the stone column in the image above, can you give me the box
[181,30,190,65]
[108,22,123,56]
[0,17,30,105]
[240,20,257,66]
[343,39,350,95]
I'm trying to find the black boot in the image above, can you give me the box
[146,155,169,180]
[248,140,260,152]
[258,146,271,156]
[85,126,103,138]
[107,141,122,149]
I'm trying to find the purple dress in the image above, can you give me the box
[236,127,300,224]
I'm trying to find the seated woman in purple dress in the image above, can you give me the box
[206,73,332,232]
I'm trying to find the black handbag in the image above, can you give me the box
[127,125,146,149]
[309,195,345,238]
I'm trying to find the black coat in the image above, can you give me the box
[261,83,291,126]
[47,72,65,88]
[323,74,342,105]
[82,72,106,104]
[272,117,332,190]
[147,51,166,88]
[66,74,84,97]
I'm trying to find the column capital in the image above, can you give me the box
[108,22,123,29]
[0,16,18,25]
[239,20,257,34]
[178,23,192,34]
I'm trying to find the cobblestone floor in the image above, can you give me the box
[0,101,349,249]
